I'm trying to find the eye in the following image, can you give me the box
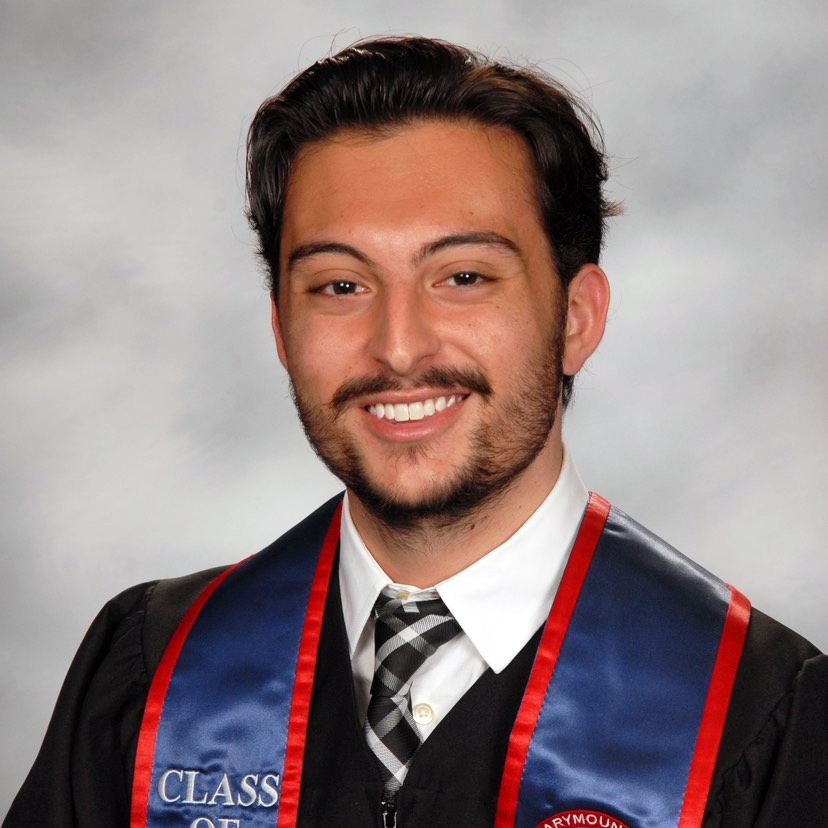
[442,271,487,287]
[317,280,366,296]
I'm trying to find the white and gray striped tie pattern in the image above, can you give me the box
[363,591,461,808]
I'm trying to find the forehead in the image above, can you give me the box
[280,120,543,249]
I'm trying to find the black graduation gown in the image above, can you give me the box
[4,563,828,828]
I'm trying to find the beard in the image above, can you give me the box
[290,315,566,532]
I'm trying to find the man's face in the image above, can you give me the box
[275,120,567,527]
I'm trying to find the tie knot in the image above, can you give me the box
[373,591,454,623]
[370,591,461,698]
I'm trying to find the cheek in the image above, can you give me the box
[285,320,359,392]
[470,305,547,357]
[453,322,530,390]
[480,310,562,384]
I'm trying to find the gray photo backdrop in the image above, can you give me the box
[2,0,826,812]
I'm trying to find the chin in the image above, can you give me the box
[343,454,528,533]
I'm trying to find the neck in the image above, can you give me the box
[347,441,564,588]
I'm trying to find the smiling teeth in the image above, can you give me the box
[368,395,462,421]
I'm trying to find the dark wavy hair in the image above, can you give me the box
[246,36,619,404]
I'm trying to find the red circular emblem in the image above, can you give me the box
[535,810,631,828]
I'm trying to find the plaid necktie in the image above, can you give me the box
[363,590,461,807]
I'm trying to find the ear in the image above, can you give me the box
[271,291,289,370]
[562,264,610,376]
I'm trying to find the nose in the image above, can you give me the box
[367,287,441,377]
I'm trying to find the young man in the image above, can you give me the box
[6,37,827,828]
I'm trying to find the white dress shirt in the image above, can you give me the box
[339,447,589,740]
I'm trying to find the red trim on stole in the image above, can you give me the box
[678,587,751,828]
[276,501,342,827]
[494,493,611,828]
[130,560,246,828]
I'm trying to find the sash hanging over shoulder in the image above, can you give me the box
[130,496,341,828]
[131,494,749,828]
[495,496,750,828]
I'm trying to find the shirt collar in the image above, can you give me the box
[338,447,589,672]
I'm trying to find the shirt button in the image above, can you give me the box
[412,703,434,725]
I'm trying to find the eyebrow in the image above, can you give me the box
[287,242,376,274]
[285,231,522,274]
[414,231,521,264]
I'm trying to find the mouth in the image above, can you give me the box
[365,394,467,422]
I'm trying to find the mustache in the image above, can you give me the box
[332,366,492,412]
